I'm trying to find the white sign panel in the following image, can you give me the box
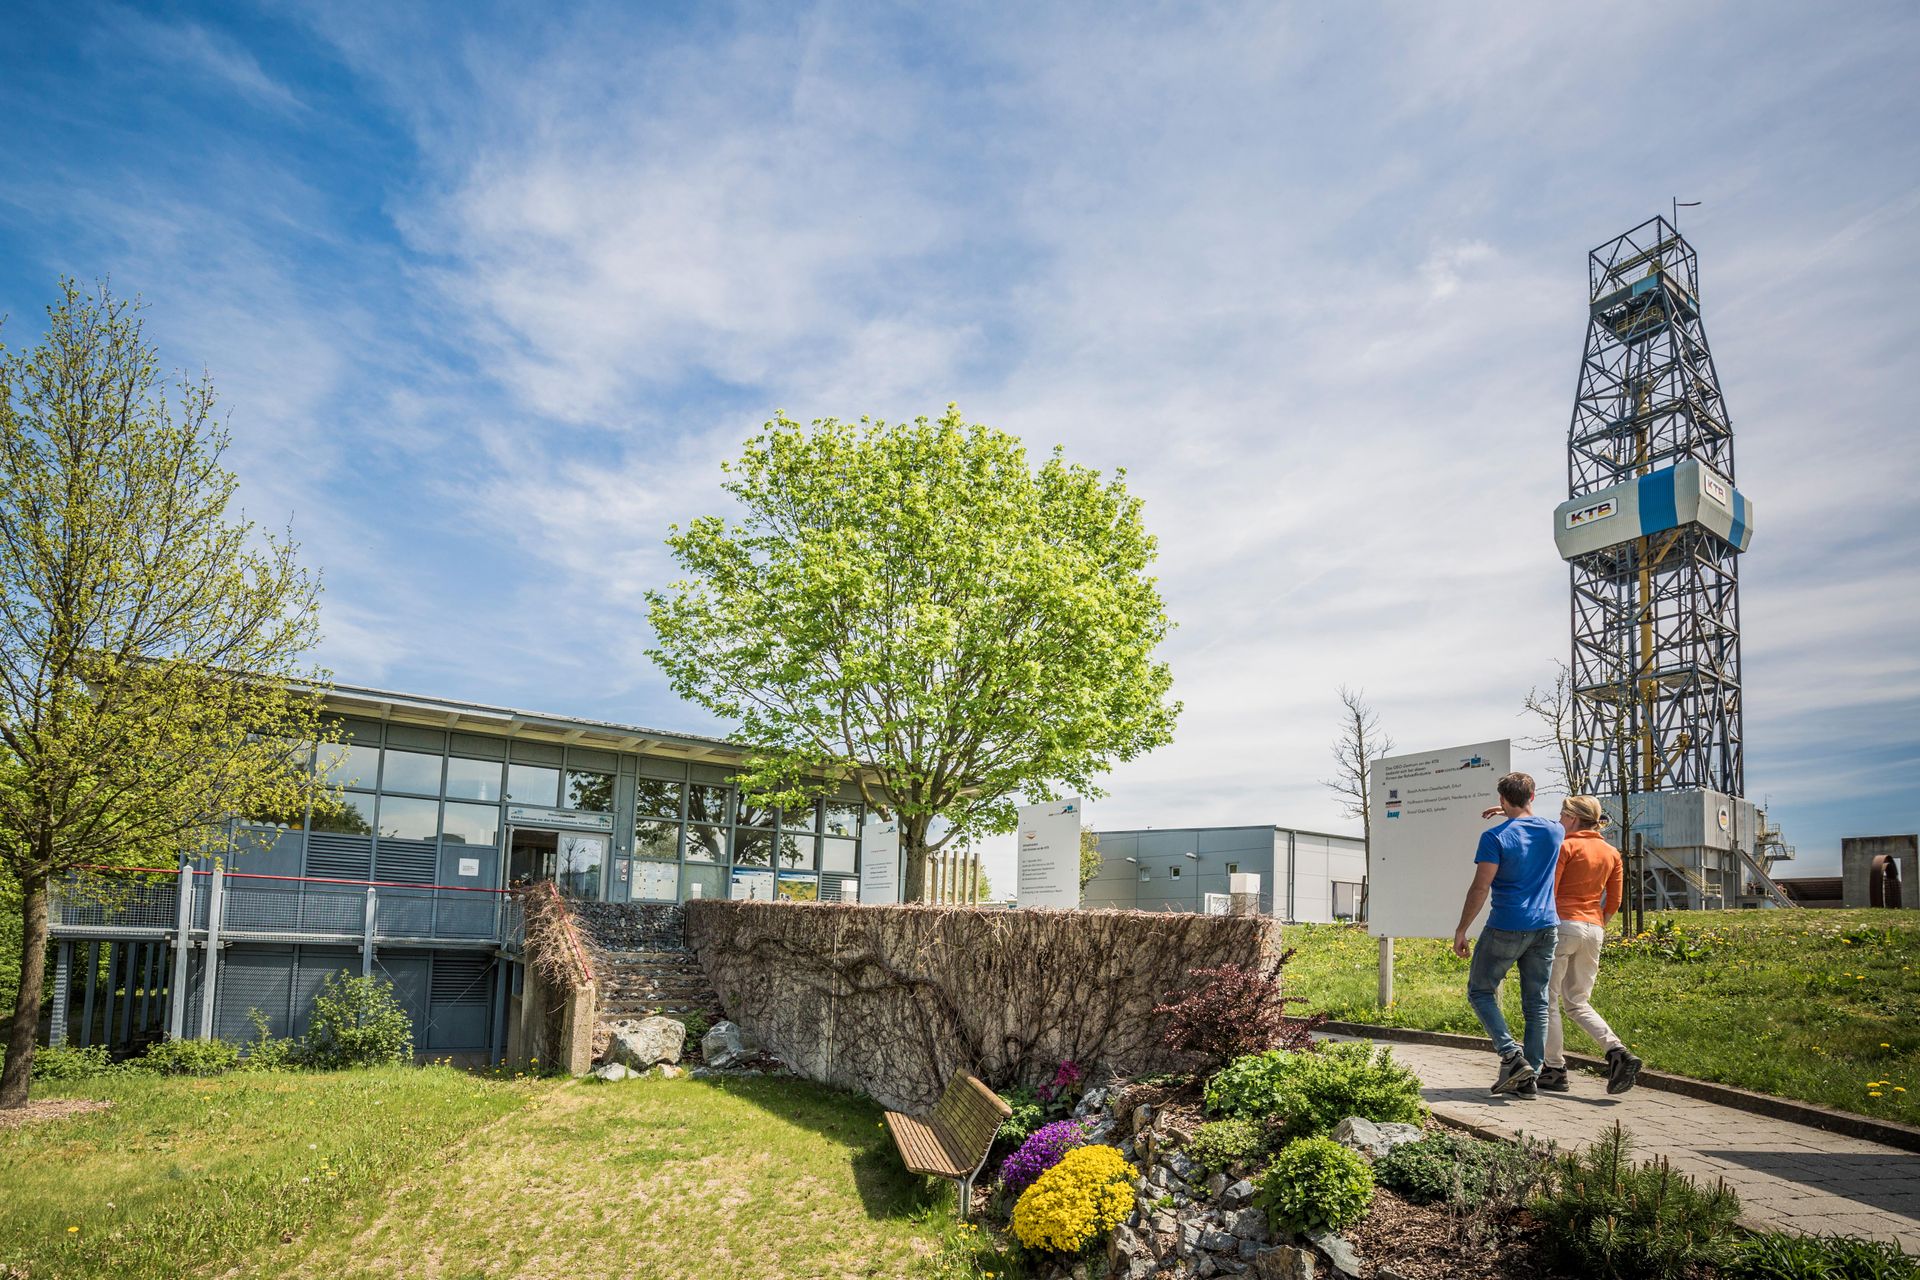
[860,819,900,905]
[729,868,776,901]
[1367,740,1511,939]
[636,860,678,901]
[1016,798,1082,909]
[457,857,480,878]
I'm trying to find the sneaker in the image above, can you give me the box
[1511,1080,1539,1100]
[1606,1047,1643,1095]
[1491,1053,1536,1096]
[1536,1066,1570,1093]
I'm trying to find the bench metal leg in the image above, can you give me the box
[956,1174,973,1221]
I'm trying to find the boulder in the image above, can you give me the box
[1224,1179,1256,1207]
[1206,1172,1229,1200]
[700,1019,760,1068]
[656,1063,684,1079]
[1330,1116,1425,1161]
[1227,1207,1268,1243]
[1131,1102,1156,1135]
[1108,1224,1153,1279]
[1252,1245,1317,1280]
[605,1016,686,1071]
[590,1062,636,1082]
[1074,1085,1110,1118]
[1305,1229,1361,1278]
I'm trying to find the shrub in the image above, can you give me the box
[1375,1130,1552,1210]
[675,1011,712,1043]
[302,972,414,1069]
[1204,1041,1425,1139]
[997,1085,1046,1147]
[1533,1123,1741,1279]
[1186,1118,1263,1175]
[29,1042,114,1081]
[1255,1135,1374,1234]
[1036,1059,1084,1112]
[239,1008,301,1071]
[1010,1144,1135,1255]
[1725,1232,1920,1280]
[1154,955,1322,1070]
[999,1119,1088,1195]
[131,1036,241,1076]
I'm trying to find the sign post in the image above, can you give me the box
[1016,798,1082,908]
[860,819,901,906]
[1367,740,1513,1002]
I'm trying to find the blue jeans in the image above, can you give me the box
[1467,925,1558,1070]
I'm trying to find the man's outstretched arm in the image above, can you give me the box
[1453,862,1498,958]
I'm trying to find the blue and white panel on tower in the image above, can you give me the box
[1553,458,1753,560]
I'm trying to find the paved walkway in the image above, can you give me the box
[1354,1038,1920,1250]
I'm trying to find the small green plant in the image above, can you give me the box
[28,1042,114,1081]
[1204,1041,1425,1139]
[302,972,414,1069]
[240,1008,301,1071]
[131,1036,241,1076]
[1375,1130,1552,1210]
[1725,1231,1920,1280]
[1533,1122,1742,1279]
[1255,1135,1374,1234]
[675,1011,712,1043]
[996,1084,1045,1147]
[1186,1118,1263,1175]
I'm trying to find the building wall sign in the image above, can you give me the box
[860,819,900,905]
[1017,798,1082,909]
[505,805,614,832]
[1368,740,1512,939]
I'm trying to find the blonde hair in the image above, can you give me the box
[1561,795,1609,830]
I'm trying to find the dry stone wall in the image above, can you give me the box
[685,901,1278,1112]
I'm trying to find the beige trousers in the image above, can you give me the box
[1545,920,1625,1067]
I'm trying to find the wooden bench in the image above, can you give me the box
[883,1072,1011,1219]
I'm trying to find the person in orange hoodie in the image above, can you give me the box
[1540,795,1642,1095]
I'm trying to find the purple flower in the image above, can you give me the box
[1000,1119,1089,1194]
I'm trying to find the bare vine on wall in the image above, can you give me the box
[686,901,1276,1113]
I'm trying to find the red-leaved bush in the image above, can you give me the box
[1152,953,1323,1071]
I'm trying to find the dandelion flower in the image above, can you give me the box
[67,1226,80,1234]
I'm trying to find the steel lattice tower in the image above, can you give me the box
[1560,216,1747,800]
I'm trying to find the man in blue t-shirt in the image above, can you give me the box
[1451,771,1561,1098]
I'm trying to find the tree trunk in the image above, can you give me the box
[900,815,932,903]
[1,880,50,1109]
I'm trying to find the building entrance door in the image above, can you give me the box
[506,827,608,899]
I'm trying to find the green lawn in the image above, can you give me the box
[1284,908,1920,1126]
[1,1069,975,1280]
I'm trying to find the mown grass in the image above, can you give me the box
[0,1066,548,1279]
[1285,908,1920,1126]
[258,1073,972,1280]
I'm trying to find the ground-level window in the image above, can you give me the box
[1333,880,1362,920]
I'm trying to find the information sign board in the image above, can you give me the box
[1367,740,1511,939]
[860,819,900,905]
[1016,798,1082,909]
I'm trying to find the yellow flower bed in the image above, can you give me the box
[1010,1144,1135,1254]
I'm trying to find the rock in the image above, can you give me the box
[1329,1115,1426,1160]
[1206,1171,1229,1200]
[1305,1229,1361,1278]
[1375,1268,1413,1280]
[1252,1245,1317,1280]
[700,1020,759,1068]
[1228,1207,1268,1242]
[1074,1085,1110,1118]
[1083,1117,1118,1145]
[1195,1256,1219,1279]
[1109,1224,1152,1278]
[1200,1229,1238,1253]
[656,1063,683,1079]
[605,1016,686,1071]
[1224,1179,1256,1207]
[1179,1220,1205,1257]
[1167,1149,1200,1180]
[1132,1102,1156,1135]
[1149,1209,1178,1236]
[590,1062,635,1082]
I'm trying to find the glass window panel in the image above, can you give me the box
[381,749,445,796]
[633,779,684,820]
[564,769,614,813]
[441,801,500,847]
[822,801,862,840]
[733,830,773,867]
[685,824,727,863]
[687,784,730,825]
[777,832,814,869]
[635,859,679,901]
[317,742,382,791]
[783,800,820,833]
[680,863,724,901]
[634,819,680,861]
[821,837,857,874]
[735,793,775,830]
[377,796,440,842]
[506,763,560,807]
[446,757,505,802]
[310,791,376,835]
[557,834,605,898]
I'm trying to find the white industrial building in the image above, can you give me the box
[1083,824,1368,923]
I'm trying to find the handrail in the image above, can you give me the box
[540,880,596,987]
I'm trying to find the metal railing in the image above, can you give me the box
[52,867,518,948]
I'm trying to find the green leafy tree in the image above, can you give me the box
[647,407,1179,902]
[1080,828,1103,889]
[0,281,330,1108]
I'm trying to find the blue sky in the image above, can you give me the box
[2,2,1916,885]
